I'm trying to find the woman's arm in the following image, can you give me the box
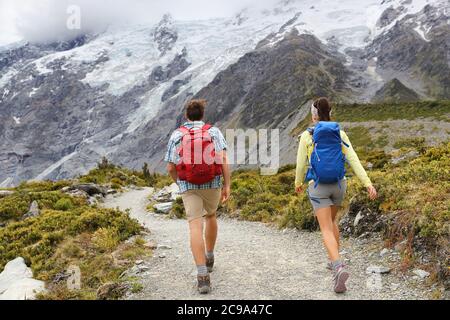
[295,132,309,191]
[341,131,377,199]
[340,131,373,187]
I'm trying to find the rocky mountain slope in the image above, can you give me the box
[372,78,420,102]
[0,0,449,186]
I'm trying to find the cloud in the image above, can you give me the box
[0,0,280,44]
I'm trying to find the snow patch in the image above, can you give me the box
[2,88,10,99]
[0,69,17,89]
[33,60,53,75]
[414,25,431,42]
[13,116,21,124]
[29,87,39,97]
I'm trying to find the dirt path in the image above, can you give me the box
[103,188,429,300]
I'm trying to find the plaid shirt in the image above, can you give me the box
[164,121,228,193]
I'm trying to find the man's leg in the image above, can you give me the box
[204,214,218,272]
[205,214,218,253]
[189,217,210,294]
[189,218,206,267]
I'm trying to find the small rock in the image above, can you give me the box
[137,265,149,272]
[106,189,117,195]
[353,211,363,227]
[22,201,40,220]
[366,265,391,274]
[0,190,14,198]
[394,240,408,252]
[157,245,172,250]
[380,248,390,257]
[413,269,430,279]
[390,283,400,290]
[135,260,144,265]
[144,241,157,250]
[159,254,166,259]
[154,202,173,214]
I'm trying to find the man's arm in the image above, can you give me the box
[221,151,231,203]
[167,163,178,183]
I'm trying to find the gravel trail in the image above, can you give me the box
[103,187,429,300]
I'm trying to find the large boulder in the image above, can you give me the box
[69,183,107,196]
[152,183,180,202]
[0,257,46,300]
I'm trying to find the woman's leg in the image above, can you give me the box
[316,206,340,262]
[330,205,340,250]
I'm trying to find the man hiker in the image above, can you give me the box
[165,99,231,294]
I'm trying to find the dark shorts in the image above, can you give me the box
[307,180,347,212]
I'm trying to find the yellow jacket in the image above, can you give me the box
[295,129,372,188]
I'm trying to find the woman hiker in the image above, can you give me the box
[295,97,378,293]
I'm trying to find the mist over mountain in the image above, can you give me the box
[0,0,449,186]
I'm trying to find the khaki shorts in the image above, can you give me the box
[181,188,222,222]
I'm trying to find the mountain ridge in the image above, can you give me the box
[0,0,449,186]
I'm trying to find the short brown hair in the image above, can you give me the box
[185,99,206,121]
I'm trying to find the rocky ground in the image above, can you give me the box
[103,187,435,300]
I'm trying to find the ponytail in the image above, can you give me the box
[313,98,332,122]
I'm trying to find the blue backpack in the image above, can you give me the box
[305,122,348,187]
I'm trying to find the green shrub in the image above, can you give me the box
[54,198,74,211]
[393,137,426,150]
[170,197,186,219]
[0,192,31,221]
[92,228,120,252]
[334,100,450,122]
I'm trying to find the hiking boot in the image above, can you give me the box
[206,255,215,273]
[197,274,211,294]
[333,265,350,293]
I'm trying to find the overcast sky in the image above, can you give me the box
[0,0,279,45]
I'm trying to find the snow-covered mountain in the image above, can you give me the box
[0,0,448,186]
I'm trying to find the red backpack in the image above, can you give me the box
[176,124,223,185]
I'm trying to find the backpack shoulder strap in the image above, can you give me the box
[306,127,315,136]
[178,126,190,134]
[202,124,213,131]
[177,126,191,143]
